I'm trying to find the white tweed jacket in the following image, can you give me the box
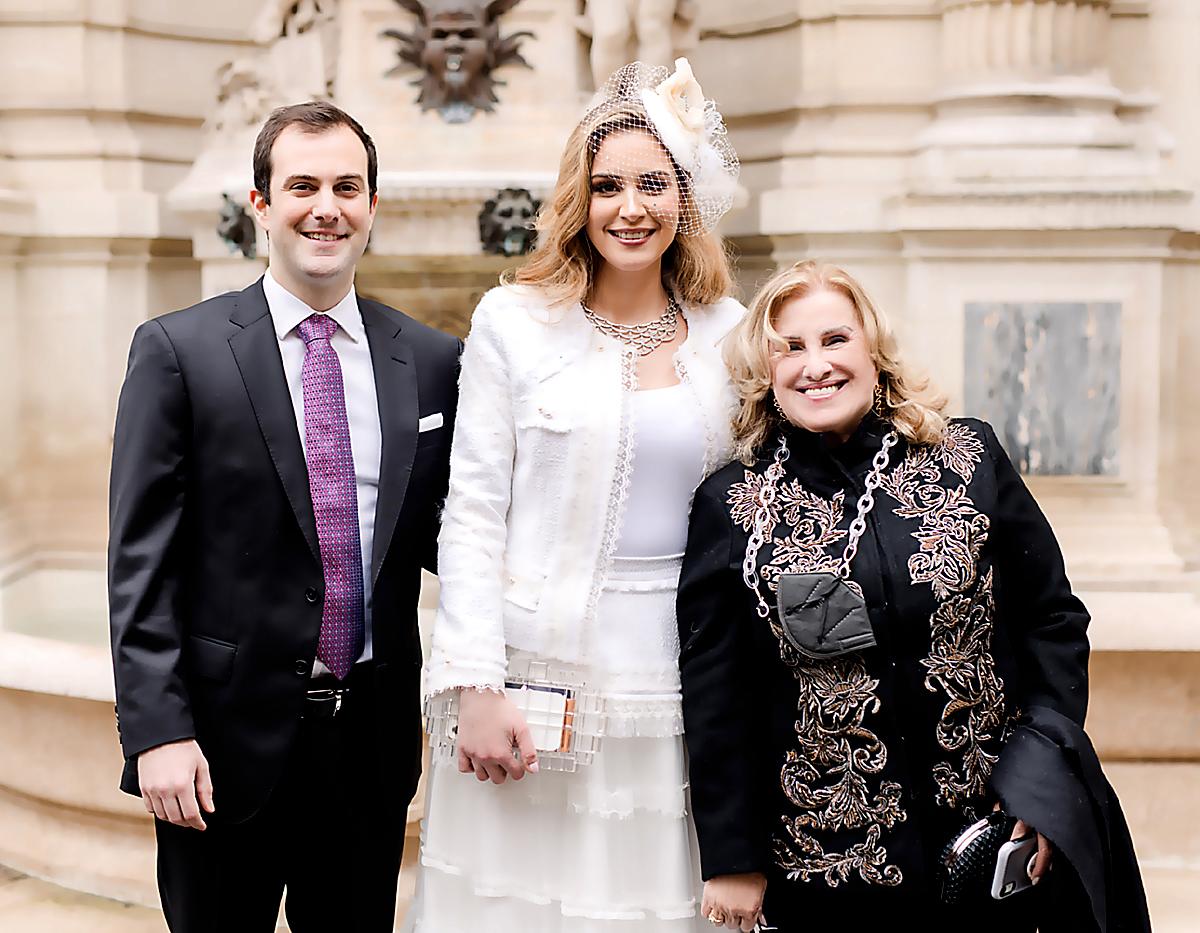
[424,284,746,697]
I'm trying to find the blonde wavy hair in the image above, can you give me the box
[726,260,948,462]
[505,102,732,306]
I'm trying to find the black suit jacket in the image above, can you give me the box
[108,278,461,823]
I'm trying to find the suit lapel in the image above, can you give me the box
[360,299,417,585]
[228,279,321,565]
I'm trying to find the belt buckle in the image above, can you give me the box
[305,686,346,718]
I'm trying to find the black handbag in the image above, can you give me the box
[939,810,1015,904]
[776,572,877,658]
[743,431,899,652]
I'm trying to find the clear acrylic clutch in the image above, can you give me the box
[425,657,605,772]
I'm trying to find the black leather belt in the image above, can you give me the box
[303,686,348,720]
[303,661,375,720]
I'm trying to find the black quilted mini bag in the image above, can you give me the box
[939,811,1014,904]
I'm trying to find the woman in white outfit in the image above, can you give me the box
[407,60,743,931]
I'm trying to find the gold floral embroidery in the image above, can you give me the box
[728,470,778,532]
[934,422,985,480]
[880,447,989,600]
[776,821,904,888]
[773,656,906,886]
[767,479,846,582]
[922,569,1005,806]
[727,469,905,888]
[879,423,1007,810]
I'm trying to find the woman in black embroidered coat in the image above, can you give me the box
[678,261,1148,932]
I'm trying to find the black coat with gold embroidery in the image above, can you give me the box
[678,416,1090,909]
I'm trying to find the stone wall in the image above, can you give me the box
[0,1,258,564]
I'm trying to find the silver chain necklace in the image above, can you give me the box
[582,292,681,357]
[742,430,899,618]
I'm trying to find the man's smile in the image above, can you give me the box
[300,231,349,241]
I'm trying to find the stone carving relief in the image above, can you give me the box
[251,0,337,43]
[206,0,341,136]
[209,58,280,134]
[217,193,258,259]
[381,0,534,124]
[478,187,540,256]
[578,0,698,89]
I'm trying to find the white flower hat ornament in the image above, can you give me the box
[583,58,740,235]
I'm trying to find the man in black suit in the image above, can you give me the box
[108,101,461,931]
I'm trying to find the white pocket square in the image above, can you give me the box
[418,412,444,433]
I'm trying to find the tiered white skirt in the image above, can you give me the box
[406,556,707,932]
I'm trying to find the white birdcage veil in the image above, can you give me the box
[581,58,739,236]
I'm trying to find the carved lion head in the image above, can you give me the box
[478,187,540,256]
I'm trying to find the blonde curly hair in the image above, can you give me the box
[504,102,731,307]
[726,260,948,463]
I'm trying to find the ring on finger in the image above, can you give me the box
[708,910,725,925]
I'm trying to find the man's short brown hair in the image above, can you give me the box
[252,101,379,204]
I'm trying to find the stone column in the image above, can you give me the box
[917,0,1158,183]
[941,0,1112,84]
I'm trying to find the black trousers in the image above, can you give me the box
[154,663,411,933]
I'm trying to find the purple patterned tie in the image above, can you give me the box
[299,313,363,680]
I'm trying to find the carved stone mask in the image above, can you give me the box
[383,0,534,123]
[423,11,489,89]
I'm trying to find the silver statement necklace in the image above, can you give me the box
[742,429,899,660]
[582,292,681,357]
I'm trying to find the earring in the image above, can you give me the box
[873,381,886,415]
[772,393,787,419]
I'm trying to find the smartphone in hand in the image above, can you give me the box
[991,835,1038,899]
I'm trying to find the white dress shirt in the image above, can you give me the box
[262,270,381,671]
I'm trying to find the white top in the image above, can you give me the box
[262,270,381,670]
[614,384,707,559]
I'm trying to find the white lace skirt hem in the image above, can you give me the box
[405,737,707,932]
